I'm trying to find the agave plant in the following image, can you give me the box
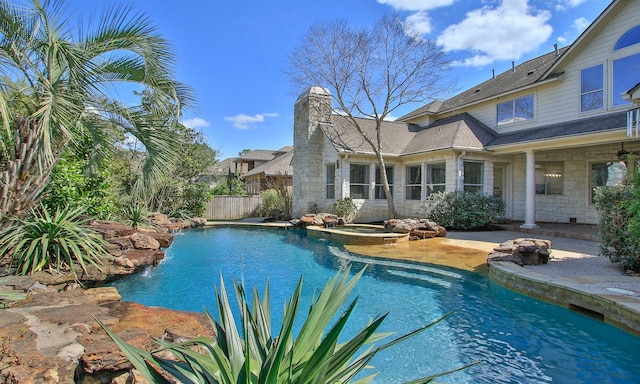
[99,268,476,383]
[123,203,149,229]
[0,205,107,275]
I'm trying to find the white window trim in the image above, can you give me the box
[426,162,446,196]
[579,63,605,114]
[405,164,422,201]
[349,163,370,200]
[496,93,536,126]
[326,163,335,199]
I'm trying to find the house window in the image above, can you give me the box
[580,64,603,112]
[350,164,369,199]
[614,25,640,50]
[326,164,335,199]
[375,165,394,199]
[535,162,563,195]
[405,165,422,200]
[613,52,640,107]
[426,163,446,196]
[463,162,483,193]
[591,162,627,203]
[497,94,534,125]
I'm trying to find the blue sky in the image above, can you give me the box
[68,0,610,159]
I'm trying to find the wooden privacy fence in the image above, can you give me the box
[205,195,261,220]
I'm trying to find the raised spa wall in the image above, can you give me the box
[306,224,409,245]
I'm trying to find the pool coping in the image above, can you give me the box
[488,260,640,336]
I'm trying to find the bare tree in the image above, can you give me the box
[286,15,451,219]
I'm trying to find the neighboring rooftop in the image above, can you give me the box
[244,147,293,177]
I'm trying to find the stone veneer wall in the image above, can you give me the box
[292,87,333,218]
[509,144,623,224]
[292,90,621,224]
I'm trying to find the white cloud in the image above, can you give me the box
[450,55,495,67]
[404,11,432,35]
[377,0,455,11]
[224,112,279,130]
[436,0,552,67]
[557,17,591,46]
[555,0,587,11]
[572,17,590,32]
[182,117,210,129]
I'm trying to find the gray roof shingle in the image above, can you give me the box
[404,113,498,155]
[321,115,417,155]
[400,48,569,120]
[487,111,627,147]
[321,113,498,156]
[243,148,293,177]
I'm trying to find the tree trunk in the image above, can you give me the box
[0,117,56,228]
[375,152,397,219]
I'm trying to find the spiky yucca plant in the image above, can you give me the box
[0,205,107,275]
[99,268,475,383]
[123,203,149,229]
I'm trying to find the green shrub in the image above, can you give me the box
[43,156,117,220]
[99,268,475,383]
[212,175,246,196]
[0,206,107,275]
[334,197,358,223]
[180,182,213,217]
[261,188,292,220]
[594,184,640,271]
[422,191,505,230]
[260,189,284,219]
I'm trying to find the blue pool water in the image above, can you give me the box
[109,227,640,383]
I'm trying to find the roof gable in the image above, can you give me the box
[320,113,496,156]
[403,113,497,155]
[539,0,623,81]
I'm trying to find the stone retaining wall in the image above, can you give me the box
[488,260,640,336]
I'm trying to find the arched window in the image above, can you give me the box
[612,26,640,106]
[614,25,640,51]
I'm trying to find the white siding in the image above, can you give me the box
[454,0,640,134]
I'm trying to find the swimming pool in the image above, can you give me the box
[109,227,640,383]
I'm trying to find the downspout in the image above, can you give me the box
[456,151,466,191]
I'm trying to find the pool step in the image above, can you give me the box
[387,270,452,288]
[327,245,462,286]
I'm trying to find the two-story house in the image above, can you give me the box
[292,0,640,226]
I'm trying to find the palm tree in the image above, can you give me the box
[0,0,194,228]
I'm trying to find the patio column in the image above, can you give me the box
[521,150,538,229]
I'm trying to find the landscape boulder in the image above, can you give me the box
[130,232,161,250]
[488,238,551,266]
[291,213,350,229]
[384,218,447,240]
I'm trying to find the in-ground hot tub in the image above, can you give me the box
[306,224,408,245]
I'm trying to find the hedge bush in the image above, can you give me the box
[333,197,358,223]
[594,184,640,271]
[261,188,292,220]
[422,191,505,230]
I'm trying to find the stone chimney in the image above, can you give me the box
[292,87,332,217]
